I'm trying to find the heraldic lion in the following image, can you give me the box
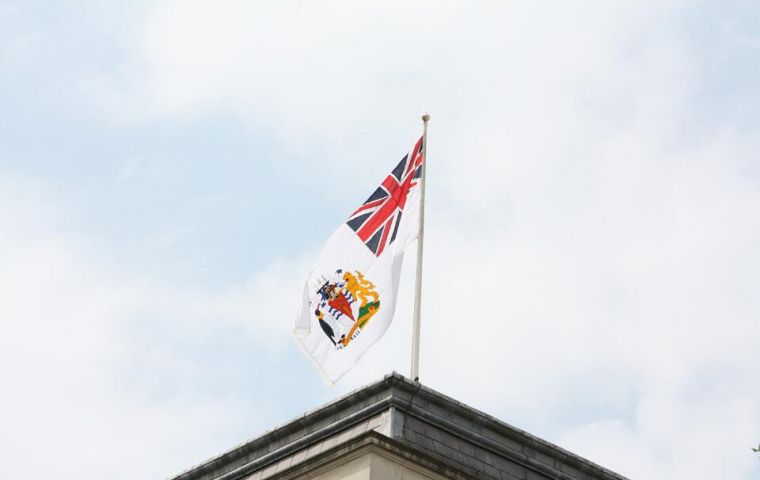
[342,271,378,308]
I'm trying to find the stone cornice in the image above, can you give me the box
[170,372,628,480]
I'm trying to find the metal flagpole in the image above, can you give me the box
[411,114,429,382]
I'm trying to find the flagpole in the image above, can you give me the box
[411,114,429,382]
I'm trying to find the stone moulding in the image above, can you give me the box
[170,372,629,480]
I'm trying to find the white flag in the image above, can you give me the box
[294,136,424,383]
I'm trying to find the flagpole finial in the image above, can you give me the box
[421,114,430,122]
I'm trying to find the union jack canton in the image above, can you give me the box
[346,137,424,257]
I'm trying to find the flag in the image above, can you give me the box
[294,136,425,383]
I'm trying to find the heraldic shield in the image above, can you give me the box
[312,269,380,349]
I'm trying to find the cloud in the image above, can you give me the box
[0,174,311,479]
[4,1,760,479]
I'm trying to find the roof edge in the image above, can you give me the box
[169,372,627,480]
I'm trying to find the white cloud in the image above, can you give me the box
[6,1,760,479]
[0,174,310,479]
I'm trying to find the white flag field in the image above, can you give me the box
[294,136,424,383]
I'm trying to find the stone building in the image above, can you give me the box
[171,372,627,480]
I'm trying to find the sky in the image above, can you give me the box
[1,1,759,478]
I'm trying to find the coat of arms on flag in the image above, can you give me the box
[313,269,380,349]
[293,136,425,383]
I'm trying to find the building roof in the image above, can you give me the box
[171,372,628,480]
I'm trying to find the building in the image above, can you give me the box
[171,372,627,480]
